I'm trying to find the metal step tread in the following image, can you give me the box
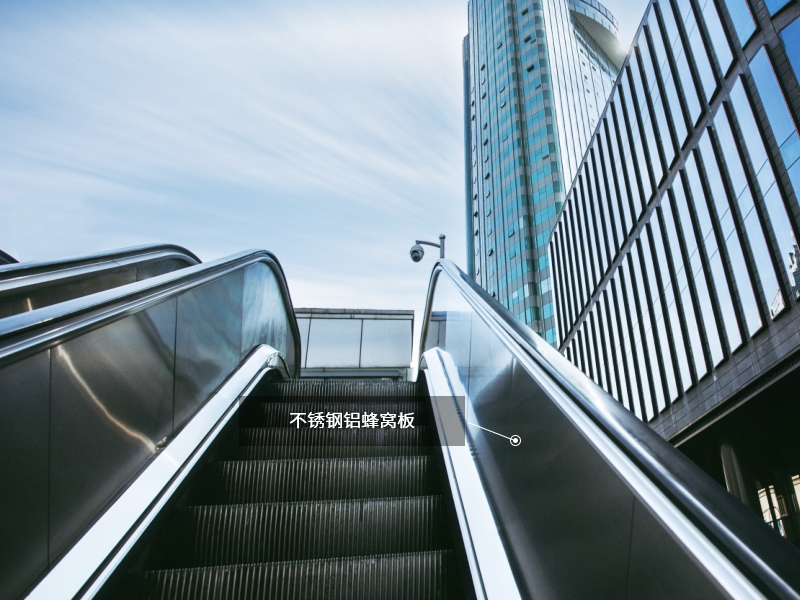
[254,380,418,399]
[136,550,457,600]
[237,427,434,460]
[195,456,437,504]
[172,495,448,566]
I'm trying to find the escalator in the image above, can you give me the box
[104,379,465,600]
[2,249,800,600]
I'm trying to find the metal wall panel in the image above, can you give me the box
[175,272,243,429]
[360,319,412,368]
[0,352,49,600]
[304,319,362,368]
[49,300,176,562]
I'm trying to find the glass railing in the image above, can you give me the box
[0,249,300,600]
[421,259,800,599]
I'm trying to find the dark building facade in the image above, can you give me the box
[464,0,623,344]
[547,0,800,543]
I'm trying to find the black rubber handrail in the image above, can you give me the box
[422,259,800,600]
[0,243,200,280]
[0,249,302,378]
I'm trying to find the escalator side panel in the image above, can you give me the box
[242,262,295,373]
[0,251,300,600]
[174,273,243,430]
[0,352,49,600]
[49,299,176,562]
[625,498,725,600]
[427,274,637,599]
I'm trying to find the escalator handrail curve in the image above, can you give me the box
[421,259,800,600]
[0,249,301,378]
[0,243,200,281]
[0,249,18,265]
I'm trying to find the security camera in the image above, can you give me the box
[409,244,424,262]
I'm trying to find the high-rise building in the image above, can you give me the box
[548,0,800,542]
[464,0,624,344]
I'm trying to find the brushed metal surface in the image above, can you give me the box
[28,348,278,600]
[174,272,243,429]
[427,276,634,598]
[241,262,291,363]
[49,300,176,562]
[626,498,723,599]
[0,351,49,600]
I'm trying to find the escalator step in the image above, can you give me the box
[180,496,447,566]
[241,400,425,428]
[238,427,433,460]
[139,550,455,600]
[197,457,437,504]
[255,380,418,399]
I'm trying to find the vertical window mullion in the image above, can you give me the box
[688,144,743,355]
[675,171,724,369]
[578,176,601,292]
[716,102,777,326]
[646,219,684,401]
[557,225,575,333]
[702,127,763,338]
[662,190,707,381]
[597,130,623,255]
[631,239,665,416]
[589,150,614,271]
[600,290,620,399]
[570,194,590,309]
[621,256,651,419]
[611,276,636,412]
[653,1,694,139]
[607,109,635,234]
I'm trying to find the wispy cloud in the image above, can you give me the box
[0,0,467,326]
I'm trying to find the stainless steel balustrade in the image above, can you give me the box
[420,259,800,600]
[0,244,201,318]
[0,250,300,600]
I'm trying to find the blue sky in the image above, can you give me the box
[0,0,647,336]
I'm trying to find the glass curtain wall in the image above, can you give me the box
[548,0,800,421]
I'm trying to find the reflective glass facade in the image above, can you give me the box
[549,0,800,429]
[464,0,622,344]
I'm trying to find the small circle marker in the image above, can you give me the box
[510,435,521,447]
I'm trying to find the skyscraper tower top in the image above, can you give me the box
[464,0,622,344]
